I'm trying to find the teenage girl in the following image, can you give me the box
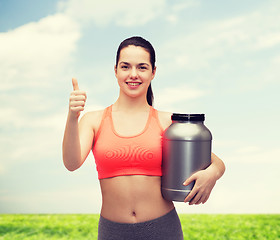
[63,36,225,240]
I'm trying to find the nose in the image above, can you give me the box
[130,67,138,79]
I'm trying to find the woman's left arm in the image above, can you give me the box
[183,153,226,205]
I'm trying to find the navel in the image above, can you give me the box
[132,211,136,217]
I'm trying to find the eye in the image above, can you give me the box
[139,66,148,71]
[121,65,129,70]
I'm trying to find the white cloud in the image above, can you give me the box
[57,0,167,27]
[154,85,205,111]
[165,0,200,24]
[254,32,280,50]
[171,0,199,12]
[0,12,82,172]
[0,128,62,169]
[166,15,178,24]
[236,146,260,154]
[272,55,280,64]
[0,185,102,213]
[0,101,104,172]
[158,3,280,73]
[0,164,4,175]
[0,13,80,90]
[225,147,280,164]
[57,0,201,27]
[0,105,68,171]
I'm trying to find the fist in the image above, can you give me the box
[69,78,87,118]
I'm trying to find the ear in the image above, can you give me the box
[114,65,117,76]
[151,66,156,80]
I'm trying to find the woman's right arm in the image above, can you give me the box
[62,78,94,171]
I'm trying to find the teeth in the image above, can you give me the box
[127,82,141,86]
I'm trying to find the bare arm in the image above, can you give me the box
[62,78,94,171]
[208,152,226,180]
[183,153,225,205]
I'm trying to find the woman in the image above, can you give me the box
[63,36,225,240]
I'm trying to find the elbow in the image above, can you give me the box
[222,160,226,173]
[63,157,81,172]
[64,164,78,172]
[218,155,226,175]
[218,160,226,179]
[62,149,83,171]
[211,152,226,179]
[219,158,226,179]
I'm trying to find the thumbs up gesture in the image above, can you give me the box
[69,78,87,118]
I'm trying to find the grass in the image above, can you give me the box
[0,215,99,240]
[180,214,280,240]
[0,214,279,240]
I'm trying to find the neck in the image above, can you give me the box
[113,93,150,112]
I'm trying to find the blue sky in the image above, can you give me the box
[0,0,279,214]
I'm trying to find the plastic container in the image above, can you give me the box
[161,113,212,202]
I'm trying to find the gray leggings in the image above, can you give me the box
[98,208,184,240]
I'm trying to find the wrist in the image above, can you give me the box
[68,111,80,122]
[205,164,221,181]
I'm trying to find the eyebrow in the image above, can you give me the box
[119,62,150,67]
[138,63,150,67]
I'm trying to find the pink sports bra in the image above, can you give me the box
[92,105,164,179]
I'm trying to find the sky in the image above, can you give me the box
[0,0,279,214]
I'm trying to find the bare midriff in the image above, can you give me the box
[99,175,174,223]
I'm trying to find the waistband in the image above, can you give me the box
[99,208,177,227]
[98,208,183,240]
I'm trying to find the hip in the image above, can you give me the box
[98,208,183,240]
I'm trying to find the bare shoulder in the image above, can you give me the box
[157,110,172,130]
[81,109,104,121]
[79,109,105,132]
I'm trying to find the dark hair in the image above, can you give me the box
[116,36,155,106]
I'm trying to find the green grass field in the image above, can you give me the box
[0,214,279,240]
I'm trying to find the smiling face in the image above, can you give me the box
[115,45,156,100]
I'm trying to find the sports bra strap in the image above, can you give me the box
[151,107,164,132]
[94,106,111,141]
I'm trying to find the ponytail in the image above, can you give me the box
[147,84,154,106]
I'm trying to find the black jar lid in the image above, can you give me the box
[171,113,205,121]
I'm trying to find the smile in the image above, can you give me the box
[126,82,142,86]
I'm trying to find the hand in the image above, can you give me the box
[183,167,217,205]
[69,78,87,118]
